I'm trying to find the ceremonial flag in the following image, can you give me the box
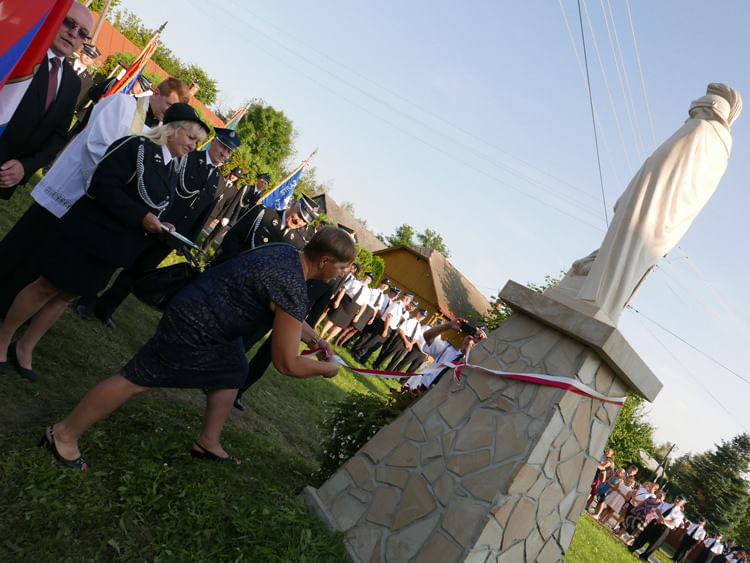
[0,0,73,136]
[197,103,248,151]
[102,22,165,98]
[260,162,305,211]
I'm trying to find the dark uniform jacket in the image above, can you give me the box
[213,204,310,263]
[165,150,223,242]
[0,55,81,199]
[59,135,173,268]
[67,57,96,107]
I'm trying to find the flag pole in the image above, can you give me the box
[259,148,318,201]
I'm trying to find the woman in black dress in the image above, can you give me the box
[0,103,208,381]
[41,227,357,469]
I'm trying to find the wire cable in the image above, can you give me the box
[625,0,657,149]
[577,0,610,227]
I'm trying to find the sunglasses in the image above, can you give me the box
[62,17,91,41]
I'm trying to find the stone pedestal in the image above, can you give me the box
[303,281,662,562]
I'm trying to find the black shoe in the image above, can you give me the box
[39,426,88,470]
[100,317,116,330]
[74,302,92,321]
[190,442,240,464]
[233,397,244,411]
[9,342,37,382]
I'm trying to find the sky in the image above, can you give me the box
[118,0,750,457]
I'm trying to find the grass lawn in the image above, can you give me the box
[0,189,396,561]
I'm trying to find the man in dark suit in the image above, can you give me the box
[200,166,244,250]
[0,1,92,200]
[75,128,241,328]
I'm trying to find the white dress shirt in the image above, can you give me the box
[686,522,706,541]
[32,93,152,217]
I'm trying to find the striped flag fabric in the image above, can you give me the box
[0,0,73,135]
[102,26,161,98]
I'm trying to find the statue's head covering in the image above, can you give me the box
[689,95,731,126]
[706,83,743,125]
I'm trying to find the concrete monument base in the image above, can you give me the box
[303,281,662,562]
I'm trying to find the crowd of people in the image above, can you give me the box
[586,448,747,562]
[0,3,486,469]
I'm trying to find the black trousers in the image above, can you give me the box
[374,336,406,370]
[351,318,386,362]
[78,241,171,320]
[631,521,670,559]
[0,202,58,316]
[672,535,698,562]
[395,348,426,373]
[201,222,229,250]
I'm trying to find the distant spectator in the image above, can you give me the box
[629,494,687,561]
[586,448,615,511]
[673,517,707,562]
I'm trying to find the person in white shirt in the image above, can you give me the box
[393,308,430,372]
[319,265,367,343]
[350,286,400,363]
[673,517,707,561]
[335,274,385,347]
[402,317,486,392]
[377,303,426,371]
[372,293,413,369]
[696,533,724,563]
[629,494,687,560]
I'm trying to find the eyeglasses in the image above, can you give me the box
[62,17,91,41]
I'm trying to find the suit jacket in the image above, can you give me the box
[0,55,81,199]
[164,150,223,241]
[75,69,95,107]
[59,135,173,268]
[206,177,237,223]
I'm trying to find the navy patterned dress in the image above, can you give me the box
[122,244,308,389]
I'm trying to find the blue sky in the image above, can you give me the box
[120,0,750,456]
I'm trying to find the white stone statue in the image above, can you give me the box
[549,83,742,324]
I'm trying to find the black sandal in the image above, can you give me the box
[39,426,88,470]
[190,442,241,464]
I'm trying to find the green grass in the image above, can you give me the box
[566,515,638,562]
[0,187,398,560]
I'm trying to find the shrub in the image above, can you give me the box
[312,389,418,484]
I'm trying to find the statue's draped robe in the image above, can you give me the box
[574,103,732,321]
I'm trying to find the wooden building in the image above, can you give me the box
[374,245,491,330]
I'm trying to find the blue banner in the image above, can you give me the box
[260,165,305,210]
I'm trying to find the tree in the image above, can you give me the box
[222,103,295,186]
[606,393,656,468]
[89,0,122,12]
[386,224,415,247]
[417,229,450,257]
[478,273,562,332]
[670,433,750,532]
[110,10,218,105]
[339,201,368,229]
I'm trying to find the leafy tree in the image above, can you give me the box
[88,0,122,12]
[353,245,384,284]
[386,224,415,247]
[606,393,656,468]
[339,201,368,229]
[222,103,294,186]
[110,10,218,105]
[670,433,750,532]
[93,52,162,89]
[417,228,450,257]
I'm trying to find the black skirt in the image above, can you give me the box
[351,305,374,331]
[122,310,248,390]
[40,238,117,297]
[327,294,358,328]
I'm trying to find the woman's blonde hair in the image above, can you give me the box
[143,120,208,146]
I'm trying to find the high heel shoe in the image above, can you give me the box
[39,426,88,470]
[190,442,240,464]
[10,342,37,382]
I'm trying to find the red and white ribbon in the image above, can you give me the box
[303,348,626,405]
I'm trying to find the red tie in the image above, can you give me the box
[45,58,61,111]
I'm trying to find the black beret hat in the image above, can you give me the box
[163,103,210,134]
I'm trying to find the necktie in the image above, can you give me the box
[45,58,61,111]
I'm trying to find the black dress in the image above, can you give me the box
[40,135,173,296]
[122,244,308,390]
